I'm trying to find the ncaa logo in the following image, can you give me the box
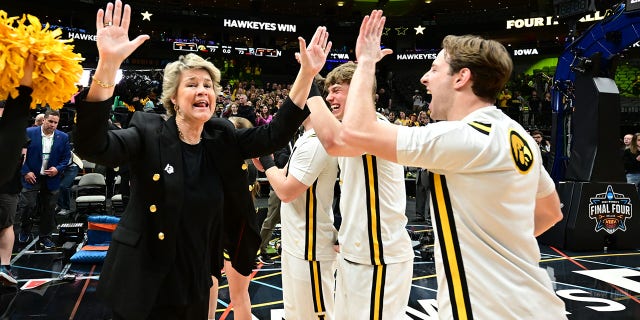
[509,130,533,174]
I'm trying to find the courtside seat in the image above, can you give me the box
[75,173,107,215]
[70,215,119,264]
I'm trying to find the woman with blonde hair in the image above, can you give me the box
[73,1,331,318]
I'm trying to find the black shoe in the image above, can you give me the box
[257,253,274,265]
[0,265,17,286]
[38,237,56,250]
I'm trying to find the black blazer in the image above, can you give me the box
[0,86,32,185]
[74,93,308,319]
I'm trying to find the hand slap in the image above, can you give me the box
[297,26,332,76]
[356,10,393,63]
[95,0,149,66]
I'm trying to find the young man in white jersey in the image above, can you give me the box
[306,62,414,318]
[255,112,339,319]
[339,11,567,319]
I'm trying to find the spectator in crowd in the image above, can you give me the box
[235,93,257,125]
[532,130,552,172]
[528,89,541,127]
[412,89,424,112]
[255,105,273,126]
[223,103,239,118]
[395,110,409,126]
[497,88,511,114]
[414,167,430,223]
[33,113,45,127]
[376,87,391,112]
[407,112,420,127]
[17,109,71,249]
[142,89,158,112]
[540,91,552,128]
[257,141,292,265]
[55,151,81,216]
[623,133,633,150]
[339,11,565,319]
[417,110,430,126]
[386,110,397,123]
[512,90,526,124]
[623,132,640,195]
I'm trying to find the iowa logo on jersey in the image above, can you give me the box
[509,130,533,173]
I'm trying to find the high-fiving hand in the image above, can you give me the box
[95,0,149,67]
[355,10,393,64]
[296,26,332,76]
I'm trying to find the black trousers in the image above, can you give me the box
[415,169,431,223]
[17,177,58,237]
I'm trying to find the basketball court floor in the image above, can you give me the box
[2,198,640,319]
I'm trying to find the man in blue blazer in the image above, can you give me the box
[17,109,71,249]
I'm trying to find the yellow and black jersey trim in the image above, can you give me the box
[305,180,319,261]
[362,154,385,266]
[370,264,387,319]
[308,260,328,318]
[429,173,474,320]
[467,121,491,135]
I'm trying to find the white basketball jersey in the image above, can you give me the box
[396,106,567,319]
[282,129,339,261]
[338,114,414,265]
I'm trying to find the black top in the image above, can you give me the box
[0,86,31,185]
[158,141,223,305]
[623,148,640,174]
[74,90,309,319]
[0,155,23,194]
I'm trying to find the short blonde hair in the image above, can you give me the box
[161,53,222,116]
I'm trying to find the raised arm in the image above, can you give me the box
[288,26,332,109]
[87,0,149,102]
[340,10,399,162]
[75,0,148,164]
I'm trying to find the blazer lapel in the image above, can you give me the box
[159,117,184,221]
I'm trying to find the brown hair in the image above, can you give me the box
[441,35,513,102]
[631,133,640,154]
[324,62,376,101]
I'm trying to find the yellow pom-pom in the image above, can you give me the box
[0,10,84,110]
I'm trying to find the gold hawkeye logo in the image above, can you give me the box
[509,130,533,174]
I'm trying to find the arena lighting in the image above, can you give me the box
[337,1,345,6]
[425,0,432,3]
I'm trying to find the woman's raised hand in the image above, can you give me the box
[95,0,149,68]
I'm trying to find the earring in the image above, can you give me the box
[174,105,180,114]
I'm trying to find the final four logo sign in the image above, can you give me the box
[588,185,633,234]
